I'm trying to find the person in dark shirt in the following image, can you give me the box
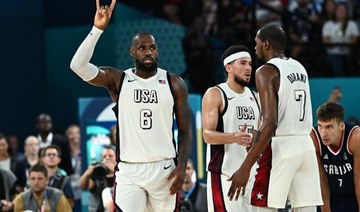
[36,113,73,175]
[180,159,207,212]
[311,102,360,211]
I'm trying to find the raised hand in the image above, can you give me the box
[94,0,116,30]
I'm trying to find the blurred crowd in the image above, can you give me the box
[121,0,360,94]
[0,113,209,212]
[0,114,118,211]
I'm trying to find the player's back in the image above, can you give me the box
[267,57,312,136]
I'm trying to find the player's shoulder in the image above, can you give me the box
[350,126,360,138]
[349,126,360,154]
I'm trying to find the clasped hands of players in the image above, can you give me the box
[234,123,253,147]
[228,124,258,201]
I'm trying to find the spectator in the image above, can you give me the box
[255,0,282,29]
[217,0,252,46]
[35,113,73,175]
[327,86,342,103]
[65,124,82,212]
[182,16,216,95]
[79,145,116,212]
[0,133,17,173]
[288,0,319,63]
[180,159,207,212]
[322,2,359,76]
[7,134,24,162]
[14,135,40,191]
[43,145,74,208]
[202,0,218,35]
[0,168,17,212]
[318,0,336,25]
[109,124,117,146]
[13,163,72,212]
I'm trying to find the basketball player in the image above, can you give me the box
[202,45,260,211]
[70,0,192,211]
[311,102,360,212]
[227,24,323,211]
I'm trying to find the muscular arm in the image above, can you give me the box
[70,0,121,102]
[350,128,360,208]
[311,130,331,212]
[202,87,232,144]
[241,65,279,170]
[172,74,192,167]
[167,74,192,195]
[202,87,250,145]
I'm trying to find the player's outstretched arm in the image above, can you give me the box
[70,0,121,100]
[166,74,192,195]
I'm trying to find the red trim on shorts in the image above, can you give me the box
[251,143,272,207]
[211,172,226,211]
[113,181,123,211]
[174,192,180,212]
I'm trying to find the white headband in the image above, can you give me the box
[223,51,251,66]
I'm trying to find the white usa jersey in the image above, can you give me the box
[267,58,313,136]
[206,83,260,177]
[115,68,176,163]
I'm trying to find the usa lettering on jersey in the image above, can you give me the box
[134,89,158,103]
[236,106,256,120]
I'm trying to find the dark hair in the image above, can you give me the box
[321,0,336,21]
[102,144,116,153]
[131,32,155,45]
[316,102,344,122]
[257,24,287,51]
[336,2,349,35]
[29,163,48,178]
[221,45,251,65]
[0,133,12,156]
[43,144,62,157]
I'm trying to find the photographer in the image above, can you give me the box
[79,145,116,212]
[179,159,207,212]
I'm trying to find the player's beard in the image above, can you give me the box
[135,58,158,73]
[235,76,250,87]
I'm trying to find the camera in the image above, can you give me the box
[90,162,110,179]
[179,197,193,212]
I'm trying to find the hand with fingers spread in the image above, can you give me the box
[94,0,116,30]
[227,165,250,201]
[167,163,186,195]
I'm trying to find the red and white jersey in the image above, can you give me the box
[266,57,313,136]
[115,68,176,163]
[206,83,260,177]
